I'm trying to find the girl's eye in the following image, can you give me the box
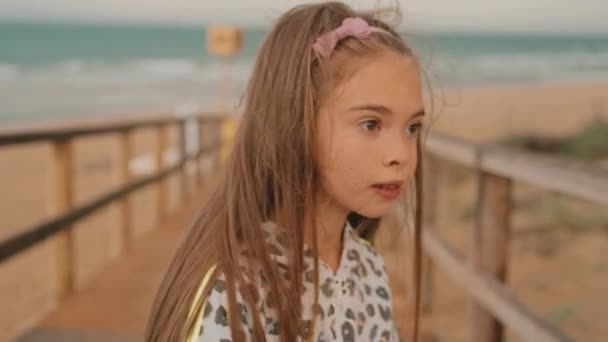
[407,122,423,136]
[360,119,380,132]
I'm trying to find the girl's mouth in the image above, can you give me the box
[372,183,402,200]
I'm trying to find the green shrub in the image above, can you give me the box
[501,118,608,161]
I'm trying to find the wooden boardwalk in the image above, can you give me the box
[5,123,601,341]
[18,191,207,342]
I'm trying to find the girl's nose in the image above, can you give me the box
[382,135,410,167]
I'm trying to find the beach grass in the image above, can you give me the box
[501,118,608,162]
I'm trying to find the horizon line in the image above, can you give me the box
[1,17,608,37]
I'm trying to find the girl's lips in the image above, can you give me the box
[372,183,402,200]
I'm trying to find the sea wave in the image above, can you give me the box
[423,49,608,84]
[3,49,608,122]
[0,64,19,81]
[133,58,202,77]
[5,49,608,86]
[59,59,87,74]
[1,58,254,85]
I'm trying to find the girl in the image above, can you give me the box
[146,1,425,341]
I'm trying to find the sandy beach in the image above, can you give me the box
[1,81,607,341]
[429,81,608,142]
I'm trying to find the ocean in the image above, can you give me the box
[2,21,608,123]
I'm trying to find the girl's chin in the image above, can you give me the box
[352,202,396,219]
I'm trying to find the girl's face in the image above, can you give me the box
[316,50,424,218]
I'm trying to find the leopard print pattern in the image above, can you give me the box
[197,221,399,341]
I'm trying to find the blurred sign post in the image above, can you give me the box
[207,25,242,162]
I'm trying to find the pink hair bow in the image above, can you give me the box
[312,17,390,57]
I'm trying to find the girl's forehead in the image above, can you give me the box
[326,52,422,112]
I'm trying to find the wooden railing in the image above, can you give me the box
[2,115,604,342]
[422,133,607,342]
[0,113,228,299]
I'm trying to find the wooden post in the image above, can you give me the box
[213,121,221,171]
[195,118,203,188]
[472,172,512,342]
[119,129,132,252]
[179,120,188,201]
[220,116,236,165]
[422,154,440,313]
[156,124,169,223]
[52,139,75,298]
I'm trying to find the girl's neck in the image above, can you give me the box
[304,195,348,273]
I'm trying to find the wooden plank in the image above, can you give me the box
[480,147,608,206]
[0,114,224,147]
[215,121,223,171]
[472,173,512,342]
[155,124,169,223]
[0,145,219,263]
[51,139,75,299]
[18,327,139,342]
[119,130,133,253]
[426,134,608,205]
[195,119,203,188]
[422,227,572,342]
[21,188,214,342]
[425,134,478,167]
[178,122,188,201]
[1,162,178,263]
[421,154,440,313]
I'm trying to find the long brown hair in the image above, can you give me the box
[145,2,423,341]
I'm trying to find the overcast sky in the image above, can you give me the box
[1,0,607,34]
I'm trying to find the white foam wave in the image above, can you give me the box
[0,64,19,81]
[133,59,201,77]
[7,58,254,86]
[426,50,608,84]
[59,59,87,74]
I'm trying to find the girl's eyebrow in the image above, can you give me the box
[348,104,426,120]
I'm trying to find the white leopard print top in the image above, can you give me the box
[195,220,399,341]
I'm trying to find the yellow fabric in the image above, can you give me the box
[353,234,372,247]
[186,264,218,342]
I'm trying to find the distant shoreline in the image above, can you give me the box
[2,78,608,129]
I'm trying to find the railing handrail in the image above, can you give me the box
[426,133,608,205]
[0,112,225,147]
[421,132,605,342]
[423,227,572,342]
[0,143,220,263]
[0,112,229,305]
[1,118,601,341]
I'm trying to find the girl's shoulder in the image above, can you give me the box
[190,269,259,341]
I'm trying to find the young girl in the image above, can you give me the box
[146,1,425,341]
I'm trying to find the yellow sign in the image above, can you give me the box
[206,26,243,57]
